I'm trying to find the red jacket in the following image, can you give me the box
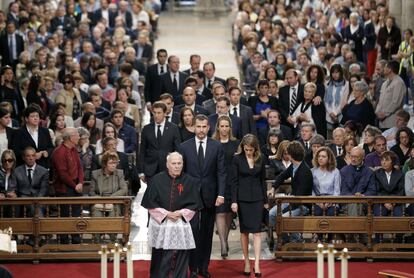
[51,143,84,194]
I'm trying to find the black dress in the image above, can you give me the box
[390,144,409,166]
[216,139,239,213]
[231,154,267,233]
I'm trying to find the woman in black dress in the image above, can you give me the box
[178,107,195,142]
[390,127,414,166]
[212,115,239,258]
[231,134,267,276]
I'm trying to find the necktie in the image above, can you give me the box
[27,168,32,185]
[9,35,14,61]
[207,79,212,89]
[172,74,178,95]
[198,141,204,169]
[290,87,297,114]
[160,65,164,74]
[338,147,343,156]
[157,124,162,145]
[305,142,309,150]
[166,115,170,122]
[233,107,237,116]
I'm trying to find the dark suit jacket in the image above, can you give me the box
[12,126,54,168]
[134,43,153,62]
[208,113,242,139]
[50,15,77,34]
[160,71,188,99]
[237,104,256,136]
[328,143,342,157]
[14,164,49,197]
[5,127,15,149]
[204,76,226,88]
[94,8,117,28]
[76,12,95,24]
[273,161,313,198]
[278,84,304,125]
[138,121,181,177]
[230,154,267,203]
[257,125,292,146]
[179,137,226,207]
[115,10,133,28]
[374,169,405,196]
[144,63,168,104]
[203,100,216,115]
[0,32,24,65]
[173,104,209,116]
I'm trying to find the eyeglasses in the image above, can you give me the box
[2,159,14,163]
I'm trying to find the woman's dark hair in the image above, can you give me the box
[406,143,414,170]
[81,112,96,129]
[329,64,345,82]
[63,73,75,85]
[306,64,325,84]
[264,65,277,81]
[396,127,414,147]
[257,79,269,88]
[267,128,283,148]
[380,151,399,167]
[49,112,65,131]
[179,106,195,128]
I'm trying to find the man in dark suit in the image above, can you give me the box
[174,76,206,106]
[94,0,116,28]
[6,2,19,25]
[138,102,181,182]
[278,69,304,127]
[50,5,77,35]
[228,87,256,136]
[144,49,168,110]
[179,114,226,278]
[110,109,137,154]
[257,110,292,146]
[15,147,49,216]
[329,127,346,157]
[116,0,133,29]
[159,93,180,125]
[203,61,226,90]
[203,83,227,115]
[208,96,242,139]
[12,105,54,169]
[269,141,313,242]
[133,33,153,63]
[183,54,201,76]
[298,123,315,156]
[191,70,213,100]
[173,87,209,116]
[0,21,24,67]
[159,55,188,100]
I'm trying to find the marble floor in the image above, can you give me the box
[130,10,273,261]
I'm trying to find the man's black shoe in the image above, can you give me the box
[198,270,211,278]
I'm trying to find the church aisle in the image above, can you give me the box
[130,10,273,261]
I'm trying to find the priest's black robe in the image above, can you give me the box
[142,171,202,278]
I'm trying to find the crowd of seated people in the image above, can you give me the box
[0,0,414,251]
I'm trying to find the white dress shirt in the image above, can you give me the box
[195,137,207,157]
[155,119,166,138]
[26,125,39,148]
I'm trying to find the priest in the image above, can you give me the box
[142,152,203,278]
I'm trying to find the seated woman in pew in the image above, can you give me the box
[89,151,128,217]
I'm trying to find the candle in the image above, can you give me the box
[99,245,108,278]
[327,244,337,278]
[315,243,324,278]
[112,243,121,278]
[123,242,134,278]
[340,248,349,278]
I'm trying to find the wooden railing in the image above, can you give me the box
[0,197,132,262]
[270,196,414,261]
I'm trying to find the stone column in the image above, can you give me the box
[402,0,414,32]
[389,0,402,28]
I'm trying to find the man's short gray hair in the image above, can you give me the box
[166,152,183,162]
[62,127,78,141]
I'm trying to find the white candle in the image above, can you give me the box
[327,244,337,278]
[315,243,324,278]
[124,242,134,278]
[112,243,121,278]
[99,245,108,278]
[340,248,349,278]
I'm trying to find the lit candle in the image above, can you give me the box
[99,245,108,278]
[327,244,337,278]
[315,243,324,278]
[340,248,349,278]
[112,243,121,278]
[123,242,134,278]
